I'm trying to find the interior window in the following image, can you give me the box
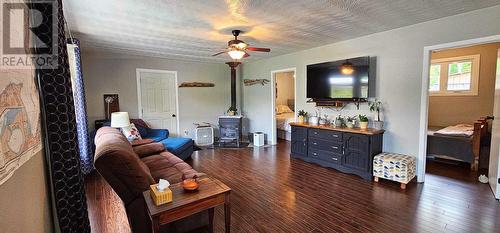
[429,64,441,92]
[428,55,480,96]
[447,61,472,91]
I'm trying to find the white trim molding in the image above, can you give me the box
[418,35,500,183]
[270,67,297,145]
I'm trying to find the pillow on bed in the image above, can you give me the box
[276,105,293,114]
[435,124,474,137]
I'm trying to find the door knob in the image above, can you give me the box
[172,114,176,117]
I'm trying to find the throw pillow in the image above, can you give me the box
[121,123,143,142]
[276,105,293,114]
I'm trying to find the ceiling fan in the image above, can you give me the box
[212,30,271,60]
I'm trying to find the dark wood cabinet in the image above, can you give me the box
[291,126,308,158]
[290,123,384,180]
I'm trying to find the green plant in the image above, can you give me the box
[359,114,369,122]
[227,106,237,113]
[335,115,345,126]
[298,110,308,117]
[346,116,356,122]
[369,99,382,121]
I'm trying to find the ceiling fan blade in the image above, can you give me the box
[212,51,227,56]
[247,47,270,52]
[244,52,250,58]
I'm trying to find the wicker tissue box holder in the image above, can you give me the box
[149,184,172,206]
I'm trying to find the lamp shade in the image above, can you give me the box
[110,112,130,128]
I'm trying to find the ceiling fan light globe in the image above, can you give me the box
[228,50,245,60]
[236,42,247,49]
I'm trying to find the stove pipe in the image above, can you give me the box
[225,61,241,109]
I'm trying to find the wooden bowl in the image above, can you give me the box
[182,178,199,191]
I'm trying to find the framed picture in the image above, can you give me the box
[103,94,119,119]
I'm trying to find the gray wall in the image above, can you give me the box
[82,52,231,137]
[0,151,53,233]
[240,5,500,176]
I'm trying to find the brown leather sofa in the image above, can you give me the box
[94,127,208,233]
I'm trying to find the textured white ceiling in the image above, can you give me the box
[64,0,500,63]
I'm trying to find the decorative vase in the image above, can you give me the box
[309,116,319,125]
[228,111,235,116]
[298,116,305,123]
[372,121,384,130]
[319,118,327,125]
[359,121,368,130]
[335,119,343,127]
[346,121,355,128]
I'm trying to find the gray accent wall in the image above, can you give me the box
[82,52,231,137]
[241,5,500,162]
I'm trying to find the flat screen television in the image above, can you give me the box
[307,56,375,100]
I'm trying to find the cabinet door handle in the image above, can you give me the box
[313,152,317,156]
[313,142,317,145]
[314,132,318,135]
[332,157,338,161]
[332,134,339,138]
[332,146,338,149]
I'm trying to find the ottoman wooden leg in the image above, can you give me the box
[400,183,406,190]
[374,177,379,182]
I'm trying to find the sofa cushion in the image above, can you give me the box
[161,137,193,154]
[133,142,165,158]
[141,151,202,183]
[94,127,155,205]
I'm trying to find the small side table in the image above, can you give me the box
[143,177,231,233]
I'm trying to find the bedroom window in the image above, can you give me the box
[429,55,480,96]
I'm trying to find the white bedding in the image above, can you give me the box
[434,124,474,137]
[276,112,295,132]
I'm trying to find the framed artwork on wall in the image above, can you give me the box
[104,94,120,119]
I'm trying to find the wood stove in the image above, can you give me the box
[218,116,242,147]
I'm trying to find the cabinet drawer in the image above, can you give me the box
[308,148,342,164]
[309,128,342,141]
[308,138,342,154]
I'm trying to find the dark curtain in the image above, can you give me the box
[32,0,91,232]
[67,38,93,175]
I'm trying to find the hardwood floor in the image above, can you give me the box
[85,140,500,233]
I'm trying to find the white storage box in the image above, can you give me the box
[253,132,265,147]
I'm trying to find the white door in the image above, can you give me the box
[137,69,178,136]
[490,49,500,199]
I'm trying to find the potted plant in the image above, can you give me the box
[227,106,237,116]
[319,114,329,125]
[346,116,356,128]
[309,110,320,125]
[334,115,345,127]
[297,110,308,123]
[358,114,369,130]
[369,99,384,129]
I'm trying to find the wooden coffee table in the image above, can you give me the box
[142,177,231,233]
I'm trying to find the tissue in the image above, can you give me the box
[157,179,170,192]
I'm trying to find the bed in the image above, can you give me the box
[276,105,295,141]
[427,118,489,171]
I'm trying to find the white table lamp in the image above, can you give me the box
[110,112,130,128]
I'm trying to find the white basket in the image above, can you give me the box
[194,127,214,146]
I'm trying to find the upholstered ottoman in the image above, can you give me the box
[373,152,416,189]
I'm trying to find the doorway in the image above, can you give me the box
[136,68,179,136]
[418,35,500,199]
[271,68,296,145]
